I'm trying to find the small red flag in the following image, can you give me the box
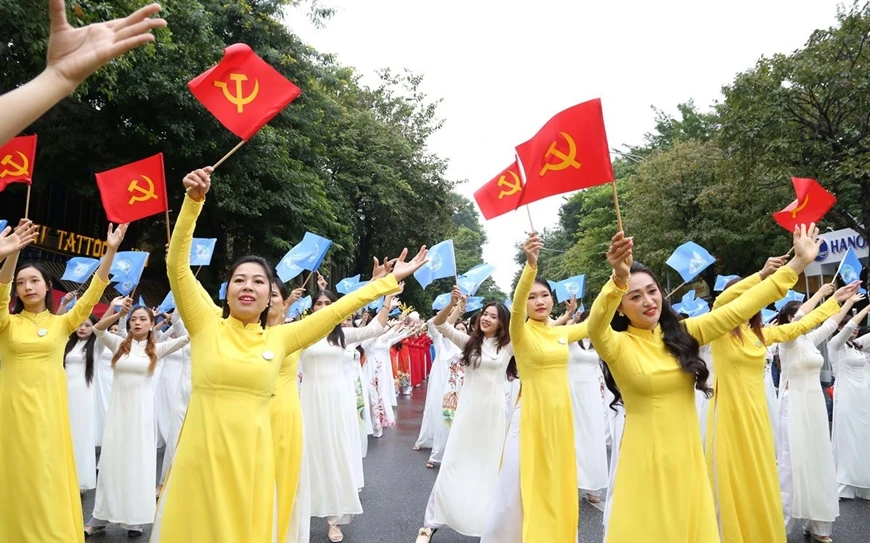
[515,98,614,207]
[474,162,524,220]
[0,135,37,192]
[188,43,302,140]
[95,153,168,224]
[773,177,837,231]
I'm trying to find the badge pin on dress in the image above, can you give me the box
[262,350,275,361]
[37,328,48,337]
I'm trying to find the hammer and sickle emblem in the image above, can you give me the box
[540,132,581,177]
[789,195,809,218]
[497,170,523,200]
[0,152,30,178]
[127,175,158,205]
[214,73,260,113]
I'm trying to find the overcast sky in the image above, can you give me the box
[285,0,844,291]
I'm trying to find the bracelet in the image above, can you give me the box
[611,271,630,284]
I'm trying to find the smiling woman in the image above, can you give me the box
[152,166,427,543]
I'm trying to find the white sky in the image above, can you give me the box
[285,0,843,291]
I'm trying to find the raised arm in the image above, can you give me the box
[169,169,222,335]
[564,321,589,344]
[713,256,788,310]
[511,233,543,346]
[435,321,472,350]
[798,285,830,316]
[433,286,464,327]
[156,335,191,359]
[95,297,131,331]
[588,231,634,363]
[345,316,388,345]
[685,224,821,345]
[93,328,123,354]
[764,296,841,346]
[0,2,166,146]
[807,290,862,347]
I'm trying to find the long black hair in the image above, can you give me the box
[313,289,345,348]
[461,302,510,369]
[775,300,802,327]
[63,315,99,386]
[12,261,54,314]
[602,262,712,410]
[222,256,274,328]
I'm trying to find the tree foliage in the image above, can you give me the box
[0,0,493,313]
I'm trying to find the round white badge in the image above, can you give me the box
[37,328,48,337]
[558,338,567,345]
[262,350,275,361]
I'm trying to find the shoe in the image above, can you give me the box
[425,461,436,469]
[328,525,344,542]
[84,526,105,538]
[415,527,437,542]
[127,529,143,538]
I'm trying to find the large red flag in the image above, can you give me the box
[189,43,302,140]
[474,162,524,220]
[0,135,37,192]
[773,177,837,231]
[95,153,168,224]
[515,98,614,207]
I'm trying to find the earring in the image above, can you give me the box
[618,311,624,317]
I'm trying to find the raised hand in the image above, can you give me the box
[0,220,39,260]
[760,255,789,279]
[120,296,133,315]
[564,295,578,316]
[105,223,129,249]
[817,283,836,299]
[371,255,393,280]
[316,272,328,291]
[391,246,429,282]
[523,233,543,268]
[606,231,633,284]
[289,287,305,304]
[183,167,213,201]
[46,1,166,89]
[834,281,861,303]
[449,285,464,306]
[791,223,821,265]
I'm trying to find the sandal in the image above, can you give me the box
[805,531,833,543]
[84,526,106,538]
[586,493,601,504]
[415,527,437,542]
[328,524,344,542]
[426,461,435,469]
[412,445,421,451]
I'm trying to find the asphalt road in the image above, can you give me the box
[82,383,870,542]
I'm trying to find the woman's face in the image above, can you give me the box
[267,284,290,323]
[526,283,554,322]
[618,271,662,330]
[478,306,500,336]
[108,324,120,335]
[76,320,94,340]
[128,308,154,339]
[341,317,353,328]
[312,294,332,313]
[226,263,271,324]
[15,266,48,311]
[455,322,467,334]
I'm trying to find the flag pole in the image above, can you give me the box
[525,205,536,233]
[785,246,794,258]
[301,271,315,289]
[666,280,688,299]
[212,140,246,171]
[611,180,624,232]
[164,209,172,245]
[194,266,202,278]
[24,185,32,219]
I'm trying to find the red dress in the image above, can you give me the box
[405,334,433,387]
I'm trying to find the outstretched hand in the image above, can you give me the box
[0,220,39,260]
[105,223,129,249]
[523,233,542,268]
[391,246,429,282]
[834,281,862,303]
[791,223,821,265]
[46,1,166,89]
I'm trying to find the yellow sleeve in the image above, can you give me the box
[167,196,221,335]
[61,274,110,334]
[0,281,10,334]
[684,266,798,346]
[762,296,841,345]
[587,277,628,363]
[564,321,589,343]
[277,275,399,353]
[510,263,536,346]
[713,273,761,309]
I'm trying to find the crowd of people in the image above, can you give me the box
[1,4,869,543]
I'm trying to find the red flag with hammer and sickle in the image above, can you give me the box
[189,43,302,140]
[0,135,37,192]
[773,177,837,231]
[515,98,614,207]
[474,161,524,220]
[95,153,168,224]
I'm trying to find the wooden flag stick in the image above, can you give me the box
[164,209,172,245]
[301,271,315,289]
[194,266,202,278]
[212,140,246,171]
[666,281,688,299]
[611,180,624,232]
[786,246,795,258]
[23,185,32,219]
[525,205,536,233]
